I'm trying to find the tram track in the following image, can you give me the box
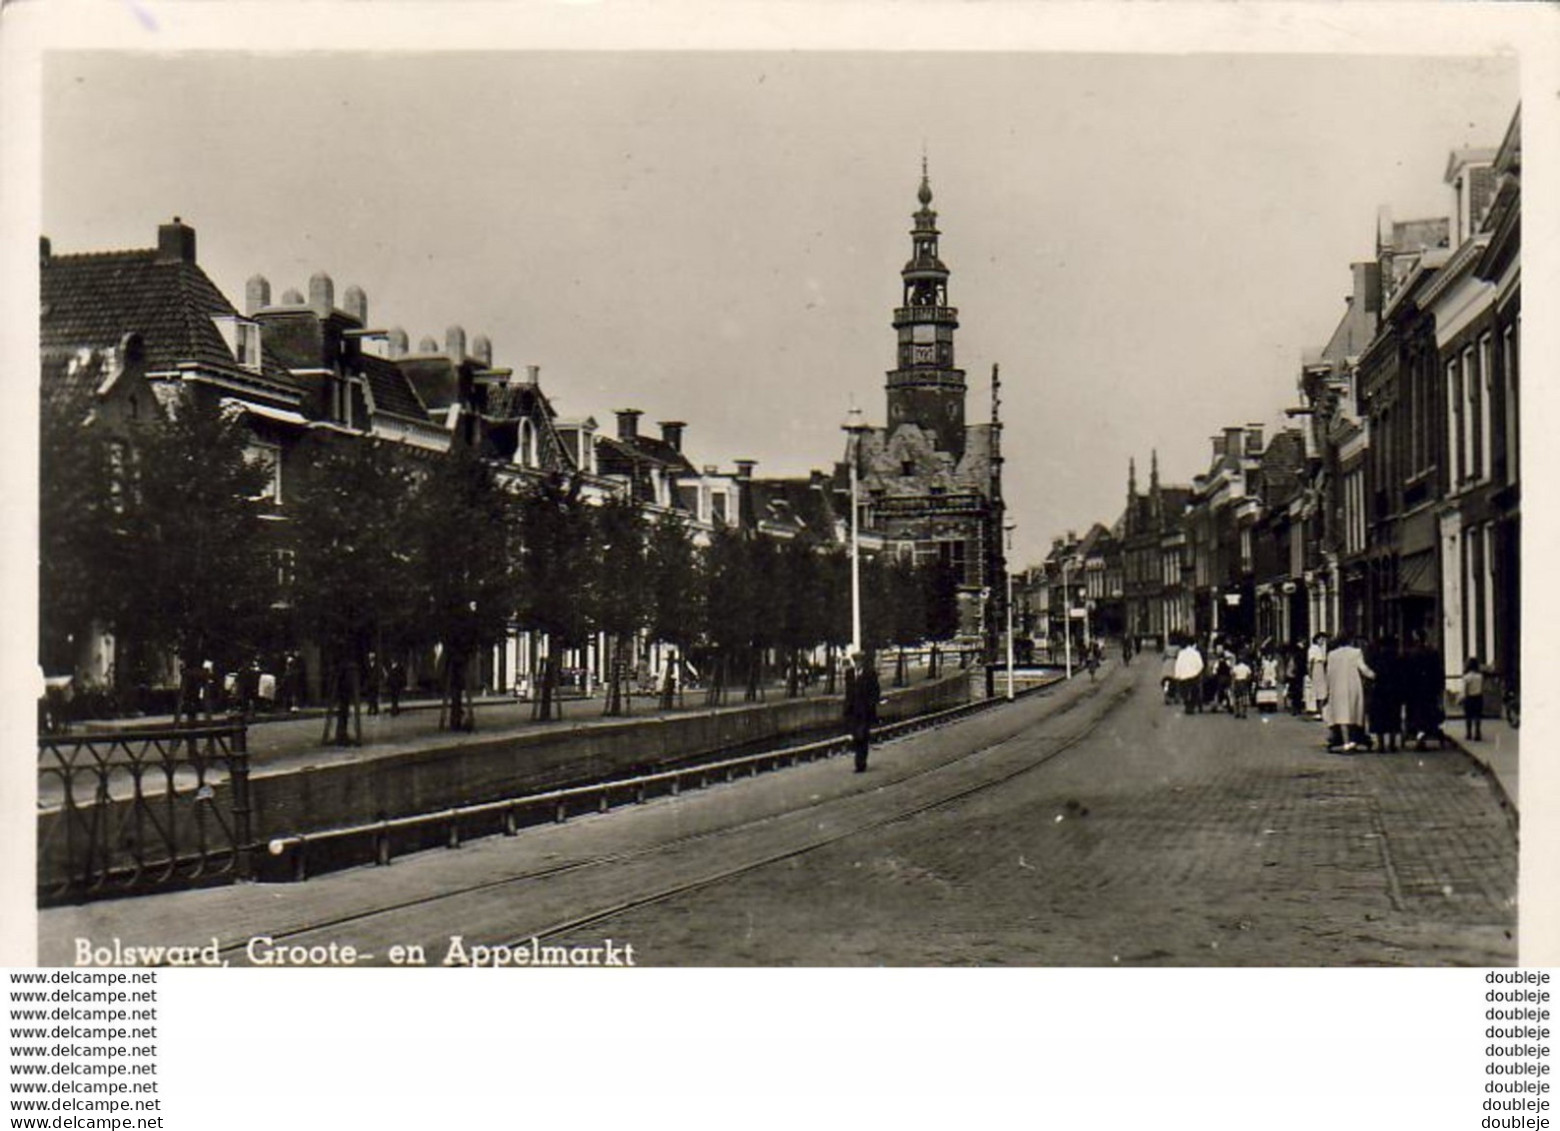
[200,676,1127,963]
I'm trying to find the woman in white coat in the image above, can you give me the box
[1304,632,1330,718]
[1323,635,1375,752]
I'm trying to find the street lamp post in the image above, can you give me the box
[1061,557,1074,680]
[1004,522,1016,701]
[842,407,870,656]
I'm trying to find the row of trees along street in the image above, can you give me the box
[41,387,963,742]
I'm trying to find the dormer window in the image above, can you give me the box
[212,316,263,373]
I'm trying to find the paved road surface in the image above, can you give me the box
[42,658,1515,966]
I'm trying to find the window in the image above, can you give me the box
[107,440,128,514]
[1479,334,1494,486]
[212,316,263,373]
[244,441,282,504]
[517,420,536,469]
[1464,345,1479,481]
[1447,359,1464,487]
[1503,323,1518,485]
[711,491,728,524]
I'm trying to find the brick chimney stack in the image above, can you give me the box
[245,274,271,316]
[734,459,756,481]
[616,409,642,441]
[308,272,334,319]
[659,421,686,452]
[156,218,197,264]
[343,284,367,325]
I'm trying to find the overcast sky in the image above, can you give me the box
[42,49,1517,564]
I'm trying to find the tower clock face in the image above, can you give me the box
[913,345,936,364]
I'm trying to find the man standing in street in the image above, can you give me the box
[844,650,881,773]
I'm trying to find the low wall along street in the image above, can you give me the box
[38,673,973,899]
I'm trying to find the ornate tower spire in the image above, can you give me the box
[1129,456,1138,500]
[886,161,967,457]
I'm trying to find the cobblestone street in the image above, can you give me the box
[582,659,1517,965]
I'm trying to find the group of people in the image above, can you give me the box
[1162,637,1258,718]
[1161,628,1484,754]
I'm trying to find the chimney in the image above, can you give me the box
[1223,426,1244,463]
[343,284,367,324]
[1245,423,1264,456]
[471,334,492,367]
[616,409,642,441]
[1211,435,1226,460]
[308,271,334,318]
[39,236,51,264]
[418,335,439,354]
[156,217,197,264]
[445,324,466,361]
[513,364,540,387]
[659,421,686,452]
[734,459,756,481]
[1353,261,1382,316]
[387,327,409,358]
[245,274,271,316]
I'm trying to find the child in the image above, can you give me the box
[1462,657,1485,741]
[1230,654,1253,719]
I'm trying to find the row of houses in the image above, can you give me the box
[1021,105,1521,703]
[40,217,865,699]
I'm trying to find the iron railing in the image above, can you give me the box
[37,719,253,905]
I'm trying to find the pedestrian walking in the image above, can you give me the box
[1285,641,1306,715]
[1461,656,1485,741]
[1230,653,1252,719]
[1174,640,1205,714]
[1403,631,1447,750]
[387,658,406,717]
[1305,633,1329,718]
[844,650,882,773]
[365,652,383,716]
[1366,636,1403,752]
[1086,641,1100,682]
[1161,644,1179,704]
[1323,634,1374,752]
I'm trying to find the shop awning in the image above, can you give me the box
[1398,551,1437,597]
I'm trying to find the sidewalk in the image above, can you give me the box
[1444,710,1519,819]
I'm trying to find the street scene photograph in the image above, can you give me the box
[30,44,1524,967]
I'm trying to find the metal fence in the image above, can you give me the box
[37,720,253,905]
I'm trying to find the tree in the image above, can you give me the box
[111,391,277,720]
[39,385,114,679]
[406,446,522,731]
[922,557,961,679]
[286,433,418,745]
[517,473,594,721]
[775,537,825,697]
[817,546,851,694]
[645,510,699,708]
[884,554,927,687]
[590,493,648,716]
[699,523,753,706]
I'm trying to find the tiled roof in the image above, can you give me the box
[358,353,429,421]
[745,477,837,540]
[41,249,294,391]
[398,355,462,412]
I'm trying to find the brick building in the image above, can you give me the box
[848,167,1005,647]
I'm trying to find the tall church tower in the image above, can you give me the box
[886,162,967,459]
